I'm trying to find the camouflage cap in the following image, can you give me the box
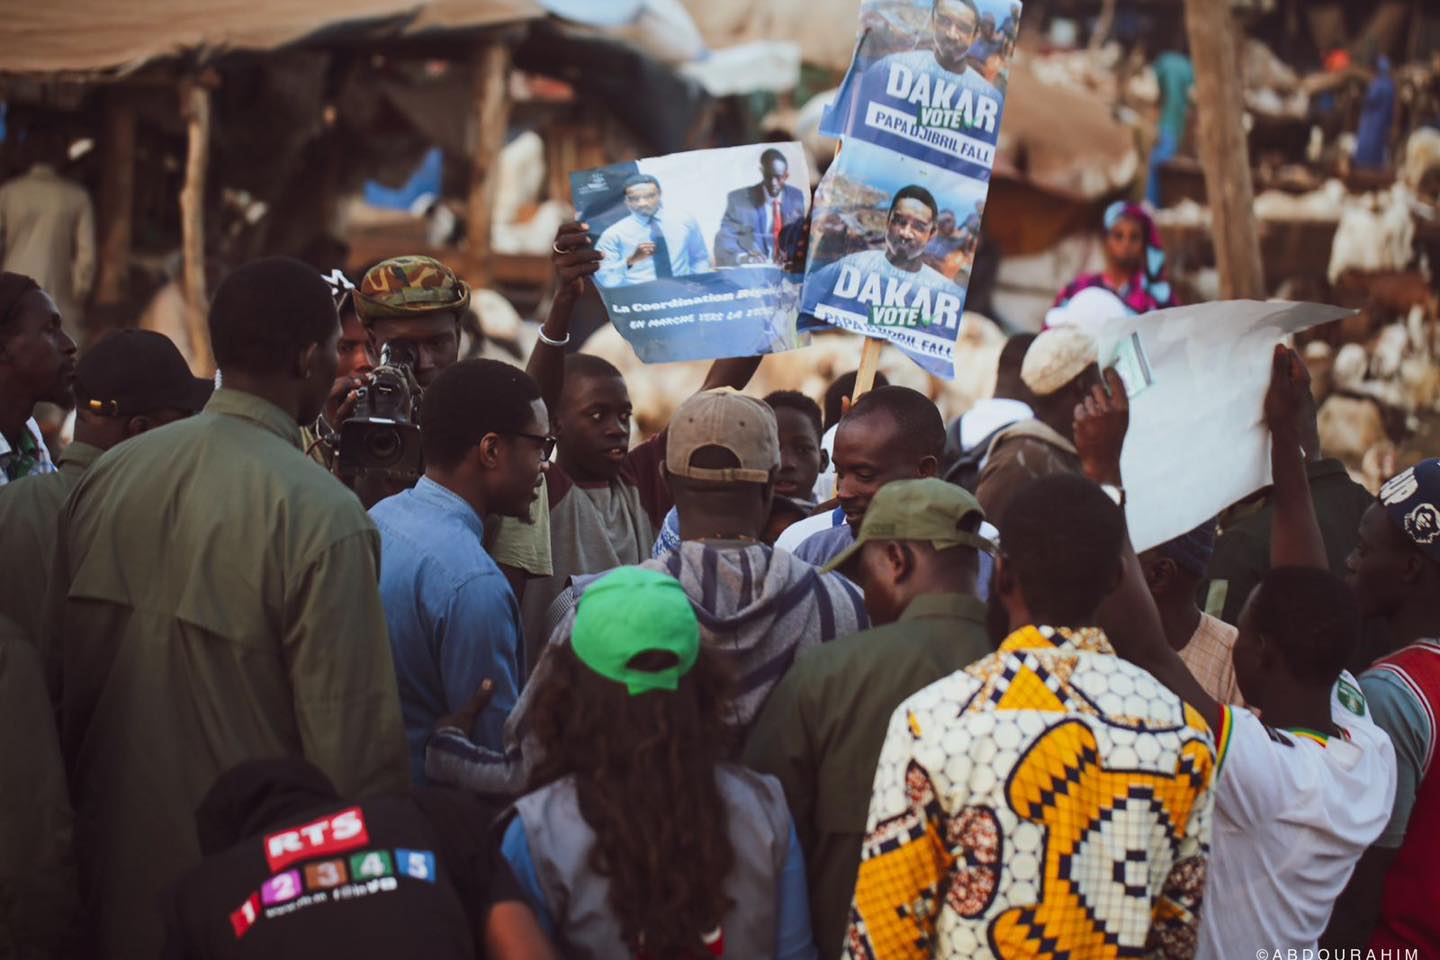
[354,255,471,323]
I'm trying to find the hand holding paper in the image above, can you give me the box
[1074,368,1130,488]
[1263,342,1314,444]
[552,220,603,301]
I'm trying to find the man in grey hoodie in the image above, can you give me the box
[425,389,868,797]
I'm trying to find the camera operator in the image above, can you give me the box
[343,255,552,601]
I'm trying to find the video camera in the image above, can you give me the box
[337,341,424,485]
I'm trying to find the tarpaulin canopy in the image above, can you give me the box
[1,0,543,76]
[681,0,861,72]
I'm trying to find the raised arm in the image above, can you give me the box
[527,221,603,415]
[1264,345,1327,570]
[700,356,763,392]
[1077,370,1222,733]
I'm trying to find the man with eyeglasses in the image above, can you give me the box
[369,358,554,784]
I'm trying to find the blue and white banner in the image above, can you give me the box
[571,142,812,364]
[803,0,1022,379]
[800,139,989,379]
[820,0,1020,180]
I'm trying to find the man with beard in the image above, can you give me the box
[802,186,964,376]
[0,273,75,488]
[842,0,1004,167]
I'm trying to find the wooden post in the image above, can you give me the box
[94,87,135,309]
[466,39,510,290]
[1184,0,1266,299]
[179,77,215,375]
[852,338,885,402]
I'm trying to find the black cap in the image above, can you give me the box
[74,329,213,418]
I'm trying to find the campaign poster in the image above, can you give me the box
[800,138,988,379]
[821,0,1022,179]
[570,143,812,364]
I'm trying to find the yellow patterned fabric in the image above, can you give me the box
[846,625,1216,959]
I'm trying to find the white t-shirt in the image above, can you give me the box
[774,504,843,554]
[811,423,840,504]
[1197,673,1397,958]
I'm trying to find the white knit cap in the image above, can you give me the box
[1021,326,1100,396]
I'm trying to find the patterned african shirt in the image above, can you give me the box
[845,625,1217,959]
[0,418,55,488]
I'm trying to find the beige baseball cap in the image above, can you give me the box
[666,388,779,484]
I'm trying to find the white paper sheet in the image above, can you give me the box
[1092,300,1355,553]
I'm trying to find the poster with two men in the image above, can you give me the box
[570,143,812,363]
[571,0,1021,376]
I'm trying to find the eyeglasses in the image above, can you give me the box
[509,432,557,462]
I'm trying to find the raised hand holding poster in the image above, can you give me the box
[570,142,812,364]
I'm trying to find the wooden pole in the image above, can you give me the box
[466,39,510,289]
[179,77,215,375]
[94,87,135,309]
[852,337,885,402]
[1184,0,1266,299]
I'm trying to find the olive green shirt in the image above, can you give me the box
[54,389,409,960]
[0,440,102,668]
[742,592,990,958]
[0,613,75,957]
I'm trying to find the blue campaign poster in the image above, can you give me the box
[802,0,1023,378]
[570,142,813,364]
[821,0,1022,180]
[800,139,989,379]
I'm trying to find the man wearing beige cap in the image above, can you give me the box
[744,478,994,958]
[975,324,1101,527]
[424,388,867,795]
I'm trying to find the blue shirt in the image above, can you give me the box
[594,207,712,287]
[370,477,522,783]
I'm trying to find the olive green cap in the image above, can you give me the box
[821,478,994,574]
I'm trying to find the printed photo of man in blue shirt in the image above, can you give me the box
[594,173,712,288]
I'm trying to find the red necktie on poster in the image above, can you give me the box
[772,198,783,263]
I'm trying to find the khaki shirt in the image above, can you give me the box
[0,614,75,956]
[975,418,1083,529]
[743,593,990,958]
[0,441,101,667]
[54,389,408,960]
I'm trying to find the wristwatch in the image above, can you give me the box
[1100,483,1126,509]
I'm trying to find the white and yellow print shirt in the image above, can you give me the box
[845,625,1217,959]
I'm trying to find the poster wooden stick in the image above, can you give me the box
[179,77,215,376]
[853,337,884,402]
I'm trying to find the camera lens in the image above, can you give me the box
[365,427,403,466]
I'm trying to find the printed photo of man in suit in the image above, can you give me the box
[713,148,808,270]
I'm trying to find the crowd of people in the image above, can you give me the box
[0,217,1435,960]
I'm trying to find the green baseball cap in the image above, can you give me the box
[571,567,700,696]
[821,478,994,575]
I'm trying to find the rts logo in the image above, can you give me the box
[264,807,369,872]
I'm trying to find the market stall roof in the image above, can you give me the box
[682,0,861,72]
[2,0,544,76]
